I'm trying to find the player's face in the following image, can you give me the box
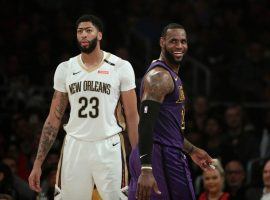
[263,161,270,187]
[161,28,188,65]
[203,169,223,194]
[77,21,102,54]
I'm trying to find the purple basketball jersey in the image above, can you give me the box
[141,60,186,149]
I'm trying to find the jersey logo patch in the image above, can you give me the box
[98,70,109,74]
[176,86,185,103]
[104,59,115,66]
[112,142,119,146]
[73,71,81,75]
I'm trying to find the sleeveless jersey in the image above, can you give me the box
[141,60,186,149]
[53,51,136,141]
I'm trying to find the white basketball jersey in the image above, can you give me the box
[53,51,136,141]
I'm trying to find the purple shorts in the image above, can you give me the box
[128,144,195,200]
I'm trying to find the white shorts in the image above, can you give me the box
[56,133,125,200]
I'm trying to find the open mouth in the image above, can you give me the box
[173,52,184,57]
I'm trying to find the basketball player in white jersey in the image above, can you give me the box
[28,14,139,200]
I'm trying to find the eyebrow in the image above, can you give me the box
[77,26,92,30]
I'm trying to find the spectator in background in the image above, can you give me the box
[258,159,270,200]
[229,42,268,101]
[187,96,209,133]
[202,116,224,159]
[221,105,259,164]
[2,156,35,200]
[246,159,270,200]
[224,159,247,200]
[5,142,29,181]
[198,159,230,200]
[0,162,18,199]
[259,110,270,159]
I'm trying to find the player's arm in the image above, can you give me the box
[136,67,173,199]
[183,137,196,155]
[29,90,68,192]
[121,89,139,149]
[139,67,174,166]
[34,90,68,166]
[183,138,213,171]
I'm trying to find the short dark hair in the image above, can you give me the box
[161,23,185,37]
[76,14,103,32]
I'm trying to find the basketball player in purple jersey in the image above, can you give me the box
[128,23,214,200]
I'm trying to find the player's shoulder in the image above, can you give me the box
[147,65,171,78]
[104,51,132,68]
[149,60,170,72]
[56,54,79,70]
[145,64,172,87]
[146,60,172,79]
[146,67,171,81]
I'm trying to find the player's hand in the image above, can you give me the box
[28,164,42,192]
[136,168,161,200]
[190,147,214,171]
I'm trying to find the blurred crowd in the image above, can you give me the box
[0,0,270,199]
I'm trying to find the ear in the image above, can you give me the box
[160,37,165,48]
[98,32,103,41]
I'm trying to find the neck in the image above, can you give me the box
[266,186,270,193]
[159,53,179,74]
[229,127,242,136]
[208,191,223,200]
[229,186,240,195]
[81,47,103,69]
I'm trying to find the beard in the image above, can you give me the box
[164,47,182,65]
[78,37,98,54]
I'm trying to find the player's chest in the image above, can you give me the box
[66,66,120,95]
[67,64,120,83]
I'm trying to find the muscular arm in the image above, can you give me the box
[141,67,174,102]
[121,89,139,148]
[183,138,196,154]
[34,90,69,167]
[138,67,174,165]
[136,67,173,198]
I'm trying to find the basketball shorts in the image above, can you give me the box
[54,133,128,200]
[128,144,196,200]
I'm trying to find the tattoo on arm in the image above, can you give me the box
[142,67,174,102]
[36,91,68,164]
[36,121,59,163]
[183,138,195,154]
[53,92,68,120]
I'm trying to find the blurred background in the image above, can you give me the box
[0,0,270,199]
